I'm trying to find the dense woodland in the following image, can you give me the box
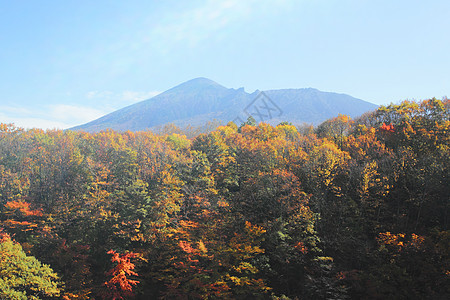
[0,98,448,299]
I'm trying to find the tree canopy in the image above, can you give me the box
[0,98,448,299]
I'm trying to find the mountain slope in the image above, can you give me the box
[71,78,377,132]
[264,88,377,124]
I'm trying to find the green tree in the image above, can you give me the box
[0,230,61,299]
[238,116,257,132]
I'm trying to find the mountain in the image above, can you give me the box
[71,78,378,132]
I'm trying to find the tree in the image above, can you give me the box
[238,116,257,132]
[316,114,353,148]
[102,250,140,300]
[0,230,61,299]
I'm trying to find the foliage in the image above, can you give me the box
[103,250,140,300]
[0,230,61,299]
[0,98,448,299]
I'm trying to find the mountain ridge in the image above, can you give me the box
[71,78,378,132]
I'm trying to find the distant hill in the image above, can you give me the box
[71,78,378,132]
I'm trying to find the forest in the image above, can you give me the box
[0,98,448,299]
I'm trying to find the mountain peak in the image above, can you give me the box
[169,77,225,92]
[187,77,219,85]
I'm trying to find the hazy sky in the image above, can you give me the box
[1,0,449,129]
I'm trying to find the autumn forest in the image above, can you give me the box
[0,99,449,299]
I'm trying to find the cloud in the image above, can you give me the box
[49,104,105,123]
[86,90,114,99]
[153,0,251,46]
[75,0,294,72]
[0,111,70,130]
[0,89,162,130]
[152,0,293,48]
[0,104,109,130]
[0,106,34,115]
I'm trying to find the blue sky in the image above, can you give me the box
[0,0,449,129]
